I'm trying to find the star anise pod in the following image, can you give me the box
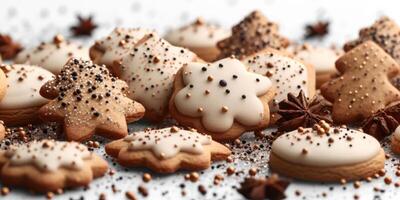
[304,20,329,39]
[238,174,290,200]
[0,34,22,60]
[277,90,332,132]
[70,15,98,36]
[362,101,400,140]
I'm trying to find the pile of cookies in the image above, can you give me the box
[0,9,400,199]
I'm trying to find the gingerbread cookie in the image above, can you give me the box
[39,58,145,141]
[105,127,231,173]
[391,126,400,154]
[15,35,89,74]
[0,140,108,192]
[0,64,54,126]
[118,33,199,121]
[169,57,275,141]
[269,122,385,182]
[217,10,289,59]
[343,16,400,64]
[290,44,342,88]
[165,18,230,62]
[321,41,400,124]
[90,28,154,76]
[241,48,315,115]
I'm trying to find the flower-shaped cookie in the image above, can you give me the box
[321,41,400,124]
[118,33,199,121]
[39,58,145,141]
[169,57,275,141]
[0,140,108,192]
[105,127,231,173]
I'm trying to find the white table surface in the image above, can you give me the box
[0,0,400,199]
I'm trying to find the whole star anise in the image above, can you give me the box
[238,174,290,200]
[0,34,22,60]
[304,20,329,39]
[70,15,98,36]
[277,90,332,132]
[362,102,400,140]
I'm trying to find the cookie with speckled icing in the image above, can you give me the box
[117,33,200,121]
[0,64,54,126]
[241,48,315,120]
[38,58,145,141]
[344,17,400,64]
[217,10,289,60]
[105,127,231,173]
[90,28,154,76]
[0,140,108,192]
[15,35,89,74]
[269,122,385,182]
[169,57,275,141]
[165,17,230,62]
[321,41,400,124]
[289,43,342,88]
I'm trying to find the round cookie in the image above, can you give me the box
[290,44,342,88]
[169,57,275,141]
[0,65,6,101]
[269,122,385,182]
[0,64,54,126]
[0,140,108,192]
[14,35,89,74]
[0,120,5,141]
[391,126,400,154]
[165,18,230,62]
[90,28,154,76]
[118,33,200,121]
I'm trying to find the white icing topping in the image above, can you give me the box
[174,58,272,132]
[393,126,400,141]
[165,19,230,48]
[242,50,310,109]
[291,44,341,72]
[272,127,381,167]
[124,127,212,159]
[15,36,89,74]
[120,33,197,117]
[93,28,153,65]
[0,64,53,109]
[7,140,91,171]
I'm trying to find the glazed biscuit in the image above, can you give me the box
[269,122,385,182]
[290,44,342,88]
[391,126,400,154]
[241,48,315,122]
[90,28,154,76]
[169,57,275,141]
[0,64,54,126]
[0,140,108,192]
[321,41,400,124]
[39,58,145,141]
[105,127,231,173]
[15,35,89,74]
[217,10,289,60]
[165,18,230,62]
[118,33,200,121]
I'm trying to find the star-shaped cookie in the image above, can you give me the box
[39,58,145,141]
[169,57,275,141]
[321,41,400,124]
[105,127,231,173]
